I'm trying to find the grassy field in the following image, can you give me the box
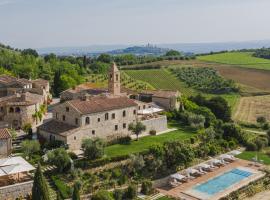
[104,125,196,158]
[198,52,270,70]
[233,95,270,123]
[236,151,270,165]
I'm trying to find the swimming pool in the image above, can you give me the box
[194,168,253,196]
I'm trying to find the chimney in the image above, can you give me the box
[81,93,91,101]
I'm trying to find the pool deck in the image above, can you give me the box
[156,159,265,200]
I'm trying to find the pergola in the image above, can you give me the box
[0,156,35,187]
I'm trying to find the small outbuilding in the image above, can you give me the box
[0,128,12,158]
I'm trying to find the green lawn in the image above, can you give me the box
[198,52,270,70]
[104,126,196,158]
[236,151,270,165]
[124,69,196,96]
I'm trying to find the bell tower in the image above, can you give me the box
[108,62,121,95]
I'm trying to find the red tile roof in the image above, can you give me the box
[68,96,137,114]
[0,129,11,139]
[140,90,179,98]
[32,79,49,86]
[38,120,78,137]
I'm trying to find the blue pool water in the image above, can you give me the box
[194,168,253,196]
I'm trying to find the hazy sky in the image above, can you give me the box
[1,0,270,48]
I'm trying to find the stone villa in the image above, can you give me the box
[38,63,170,150]
[0,75,50,129]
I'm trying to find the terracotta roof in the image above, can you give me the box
[61,83,107,94]
[38,120,78,137]
[140,90,179,98]
[0,129,11,139]
[32,79,49,86]
[0,92,44,106]
[17,78,32,85]
[0,75,31,86]
[68,96,137,114]
[0,75,17,84]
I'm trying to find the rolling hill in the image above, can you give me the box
[198,52,270,70]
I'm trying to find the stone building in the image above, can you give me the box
[0,92,45,129]
[0,75,50,101]
[0,75,50,129]
[0,128,12,158]
[135,90,181,111]
[38,63,168,150]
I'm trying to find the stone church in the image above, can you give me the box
[38,63,168,150]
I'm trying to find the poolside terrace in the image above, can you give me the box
[156,159,265,200]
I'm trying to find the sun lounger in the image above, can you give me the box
[220,154,236,162]
[197,168,207,174]
[169,179,182,187]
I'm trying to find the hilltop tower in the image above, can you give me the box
[108,62,121,95]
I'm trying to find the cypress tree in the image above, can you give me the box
[72,182,80,200]
[53,69,61,97]
[32,163,50,200]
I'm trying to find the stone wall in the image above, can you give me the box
[0,181,33,200]
[66,106,137,150]
[0,138,12,158]
[141,115,168,134]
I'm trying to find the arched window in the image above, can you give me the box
[116,74,119,81]
[15,107,21,113]
[9,107,14,113]
[122,110,126,117]
[85,117,90,124]
[105,113,109,120]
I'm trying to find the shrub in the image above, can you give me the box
[149,130,157,136]
[118,175,128,185]
[141,180,153,195]
[68,152,78,160]
[51,176,72,199]
[81,138,105,160]
[107,136,131,145]
[118,136,132,144]
[113,189,124,200]
[124,184,137,200]
[246,142,257,151]
[92,190,114,200]
[43,140,64,150]
[47,148,71,172]
[21,140,40,159]
[257,116,266,124]
[262,123,269,130]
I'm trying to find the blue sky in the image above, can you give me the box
[0,0,270,48]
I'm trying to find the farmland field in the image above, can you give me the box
[233,95,270,123]
[124,68,240,110]
[124,69,196,96]
[198,52,270,70]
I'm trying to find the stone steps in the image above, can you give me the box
[46,177,57,200]
[138,192,165,200]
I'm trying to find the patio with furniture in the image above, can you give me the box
[0,156,35,199]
